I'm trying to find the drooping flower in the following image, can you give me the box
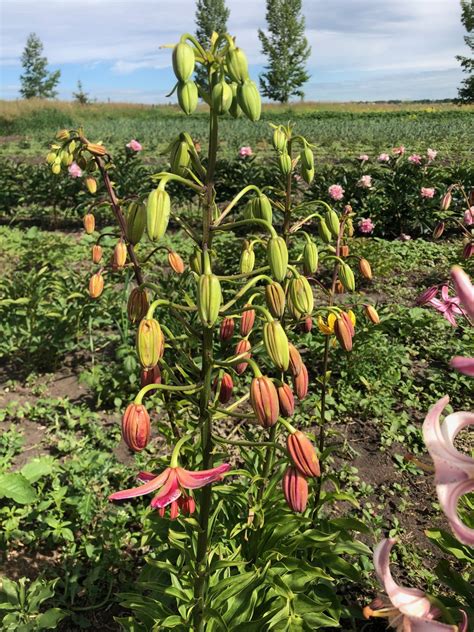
[421,187,435,199]
[357,174,373,188]
[364,538,467,631]
[109,462,230,519]
[68,162,82,178]
[428,285,463,327]
[423,396,474,546]
[318,310,355,335]
[358,217,375,234]
[451,266,474,319]
[464,207,474,226]
[408,154,422,165]
[328,184,344,200]
[378,153,390,162]
[392,145,405,156]
[239,146,253,157]
[126,139,143,152]
[427,148,438,161]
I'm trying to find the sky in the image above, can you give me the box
[0,0,468,103]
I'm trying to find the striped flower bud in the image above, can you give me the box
[177,80,198,115]
[265,282,286,318]
[441,191,452,211]
[170,140,191,176]
[250,376,279,428]
[127,288,149,324]
[140,365,161,388]
[122,403,150,452]
[86,143,106,156]
[234,338,251,375]
[240,241,255,274]
[168,250,185,274]
[303,240,318,275]
[287,430,320,478]
[340,244,350,257]
[300,146,314,171]
[83,213,95,234]
[190,248,202,274]
[415,286,438,305]
[334,316,353,351]
[113,240,127,269]
[282,467,308,513]
[220,317,235,342]
[462,242,474,259]
[278,152,292,175]
[339,263,355,292]
[214,372,234,404]
[137,318,164,369]
[88,272,104,298]
[240,306,255,337]
[237,80,261,122]
[147,188,170,241]
[358,258,372,280]
[229,83,243,119]
[286,292,302,321]
[288,343,303,377]
[91,244,103,264]
[253,194,273,224]
[317,218,332,244]
[197,273,222,328]
[85,176,97,194]
[273,127,287,153]
[263,320,289,371]
[432,222,445,239]
[125,201,146,245]
[226,47,249,83]
[293,363,308,400]
[289,276,314,317]
[325,208,340,238]
[364,304,380,325]
[212,80,233,115]
[278,383,295,417]
[267,236,288,282]
[172,42,195,81]
[301,166,314,185]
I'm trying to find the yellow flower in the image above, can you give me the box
[318,310,355,335]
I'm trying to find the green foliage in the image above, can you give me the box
[72,80,90,105]
[195,0,230,88]
[19,34,61,100]
[0,577,67,631]
[456,0,474,103]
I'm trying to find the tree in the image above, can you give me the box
[258,0,311,103]
[20,33,61,99]
[456,0,474,103]
[73,80,90,105]
[195,0,230,87]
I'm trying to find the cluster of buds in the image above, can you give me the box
[271,123,315,184]
[434,184,473,259]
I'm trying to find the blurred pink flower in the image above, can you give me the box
[464,207,474,226]
[358,175,373,188]
[451,266,474,319]
[427,148,438,161]
[392,145,405,156]
[408,154,422,165]
[126,139,142,152]
[423,396,474,546]
[68,162,82,178]
[358,154,369,162]
[428,285,462,327]
[239,146,253,157]
[450,356,474,377]
[328,184,344,200]
[358,218,375,234]
[421,187,435,199]
[378,153,390,162]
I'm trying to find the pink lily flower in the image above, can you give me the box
[109,462,230,519]
[428,285,463,327]
[451,266,474,320]
[450,356,474,377]
[423,396,474,546]
[364,538,467,630]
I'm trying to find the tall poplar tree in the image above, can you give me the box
[456,0,474,103]
[20,33,61,99]
[195,0,230,87]
[258,0,311,103]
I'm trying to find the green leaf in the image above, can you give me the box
[20,457,55,483]
[0,473,37,504]
[0,577,19,606]
[36,608,68,628]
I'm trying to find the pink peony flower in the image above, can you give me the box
[378,153,390,162]
[328,184,344,200]
[427,148,437,161]
[464,207,474,226]
[420,187,435,199]
[358,218,375,234]
[428,284,463,327]
[126,139,143,152]
[392,145,405,156]
[408,154,422,165]
[239,146,253,157]
[358,154,369,162]
[357,174,372,189]
[68,162,82,178]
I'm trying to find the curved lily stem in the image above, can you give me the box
[214,184,262,226]
[134,381,202,405]
[213,434,286,455]
[212,218,277,238]
[220,276,274,312]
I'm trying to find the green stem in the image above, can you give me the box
[213,434,286,454]
[257,425,278,501]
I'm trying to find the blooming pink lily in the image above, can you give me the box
[364,538,467,630]
[428,285,463,327]
[423,396,474,546]
[109,463,230,519]
[450,356,474,377]
[408,154,422,165]
[451,266,474,320]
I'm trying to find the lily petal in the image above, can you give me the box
[109,468,170,501]
[176,463,231,489]
[137,471,157,481]
[150,469,182,509]
[409,618,458,631]
[437,478,474,546]
[451,266,474,319]
[450,356,474,377]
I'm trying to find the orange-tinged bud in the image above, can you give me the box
[463,242,474,259]
[282,466,308,513]
[235,339,251,375]
[433,222,445,239]
[302,316,312,333]
[263,320,289,371]
[127,288,149,324]
[340,245,350,257]
[335,280,344,294]
[293,363,308,400]
[83,213,95,234]
[441,191,452,211]
[287,430,320,477]
[364,304,380,325]
[358,258,372,280]
[250,376,279,428]
[140,365,161,388]
[137,318,163,369]
[92,244,102,264]
[265,282,286,318]
[113,240,127,269]
[213,372,233,404]
[220,317,235,342]
[334,316,353,351]
[88,272,104,298]
[85,176,97,194]
[86,143,107,156]
[341,311,355,337]
[56,129,70,141]
[168,251,185,274]
[278,383,295,417]
[288,343,303,377]
[122,403,150,452]
[240,306,255,337]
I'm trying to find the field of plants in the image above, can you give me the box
[0,89,473,631]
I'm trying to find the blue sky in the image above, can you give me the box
[0,0,467,102]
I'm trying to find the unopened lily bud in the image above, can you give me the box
[122,403,150,452]
[432,222,445,239]
[127,287,149,324]
[267,236,288,282]
[287,430,320,478]
[250,376,279,428]
[340,245,350,257]
[51,162,61,175]
[229,83,243,119]
[46,151,57,164]
[278,152,292,175]
[289,276,314,317]
[358,258,372,280]
[278,383,295,417]
[190,248,202,274]
[86,143,106,156]
[325,208,340,238]
[334,316,353,351]
[177,80,198,115]
[265,282,286,318]
[282,466,308,513]
[240,306,255,337]
[83,213,95,234]
[341,311,355,337]
[364,304,380,325]
[170,139,191,176]
[441,191,452,211]
[214,372,233,404]
[197,273,222,328]
[137,318,164,369]
[240,241,255,274]
[415,286,438,305]
[126,201,146,245]
[212,80,233,115]
[172,42,195,82]
[113,240,127,269]
[85,176,97,194]
[88,272,104,298]
[272,127,287,153]
[168,250,185,274]
[140,365,161,388]
[264,320,289,371]
[237,80,261,122]
[318,218,332,244]
[147,188,171,241]
[301,165,314,185]
[293,363,308,400]
[300,146,314,171]
[92,244,103,264]
[462,242,474,259]
[335,280,344,294]
[253,193,273,224]
[226,47,249,83]
[288,343,303,377]
[346,217,354,237]
[339,263,355,292]
[303,240,318,275]
[56,129,70,141]
[234,338,251,375]
[220,317,235,342]
[302,316,312,333]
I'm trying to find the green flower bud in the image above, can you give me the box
[229,83,243,119]
[267,236,288,282]
[325,208,340,238]
[265,282,286,319]
[263,320,290,371]
[317,218,332,244]
[197,273,222,328]
[240,241,255,274]
[339,263,355,292]
[301,166,314,184]
[170,140,191,176]
[289,276,314,317]
[137,318,164,369]
[303,240,318,275]
[126,201,146,245]
[278,152,292,175]
[226,47,249,83]
[147,188,170,241]
[190,247,202,274]
[300,146,314,171]
[212,80,233,115]
[177,80,198,115]
[172,42,195,82]
[237,80,261,122]
[272,127,287,153]
[253,193,273,224]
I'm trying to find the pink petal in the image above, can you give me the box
[150,469,182,508]
[109,468,170,501]
[450,356,474,377]
[451,266,474,319]
[373,539,432,618]
[437,478,474,546]
[176,463,231,489]
[441,286,449,301]
[429,299,448,312]
[409,617,461,631]
[443,310,458,327]
[137,471,157,481]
